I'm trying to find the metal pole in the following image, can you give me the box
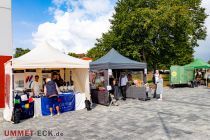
[107,69,110,86]
[206,68,207,87]
[12,68,14,107]
[64,68,66,81]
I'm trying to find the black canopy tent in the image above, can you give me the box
[90,48,147,70]
[89,48,147,106]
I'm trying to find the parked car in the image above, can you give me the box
[159,70,170,74]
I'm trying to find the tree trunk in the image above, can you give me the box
[142,48,147,63]
[152,62,158,73]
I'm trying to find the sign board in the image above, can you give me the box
[108,69,112,76]
[144,68,147,75]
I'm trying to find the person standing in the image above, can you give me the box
[156,74,163,100]
[31,75,41,97]
[145,82,150,98]
[113,78,120,100]
[56,74,64,87]
[44,77,60,116]
[205,69,210,86]
[31,75,42,118]
[153,70,159,98]
[196,70,202,86]
[109,75,115,94]
[119,72,128,100]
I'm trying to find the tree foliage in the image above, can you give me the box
[208,60,210,64]
[68,52,79,58]
[14,48,30,58]
[87,0,207,69]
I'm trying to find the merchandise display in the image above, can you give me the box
[12,91,34,121]
[10,69,87,120]
[90,48,147,106]
[32,92,86,117]
[41,92,75,116]
[3,44,90,122]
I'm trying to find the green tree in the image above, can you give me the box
[87,31,117,60]
[68,52,79,58]
[14,48,30,58]
[89,0,207,70]
[208,60,210,64]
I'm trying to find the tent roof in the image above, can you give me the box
[90,48,146,70]
[12,43,89,69]
[184,59,210,69]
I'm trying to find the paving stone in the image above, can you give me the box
[1,87,210,140]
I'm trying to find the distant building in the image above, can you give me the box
[81,57,92,62]
[69,53,92,62]
[76,53,85,58]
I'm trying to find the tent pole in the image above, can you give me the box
[64,68,66,81]
[206,68,207,87]
[108,69,110,86]
[115,71,117,80]
[12,68,14,108]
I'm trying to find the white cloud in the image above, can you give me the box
[52,0,66,7]
[83,0,112,14]
[33,0,209,60]
[33,0,116,53]
[202,0,210,32]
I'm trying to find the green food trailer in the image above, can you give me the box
[170,66,194,88]
[170,59,210,88]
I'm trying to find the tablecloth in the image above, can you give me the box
[91,90,110,106]
[41,93,75,116]
[33,98,42,117]
[75,93,86,110]
[126,86,146,100]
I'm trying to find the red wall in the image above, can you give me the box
[0,56,12,108]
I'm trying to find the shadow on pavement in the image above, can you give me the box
[91,103,98,109]
[164,99,210,108]
[158,112,172,140]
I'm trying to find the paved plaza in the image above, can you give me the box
[1,87,210,140]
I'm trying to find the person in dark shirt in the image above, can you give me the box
[56,74,64,87]
[109,75,115,94]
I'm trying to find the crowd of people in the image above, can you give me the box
[90,70,164,103]
[195,69,210,86]
[152,70,163,100]
[31,70,165,117]
[112,70,164,101]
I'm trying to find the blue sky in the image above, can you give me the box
[12,0,52,49]
[12,0,210,61]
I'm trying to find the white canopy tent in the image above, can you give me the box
[12,43,90,96]
[4,44,90,121]
[12,44,89,68]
